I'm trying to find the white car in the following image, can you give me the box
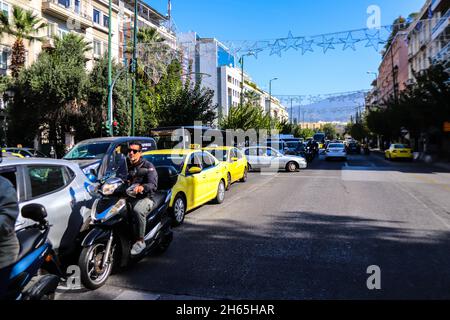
[0,158,95,257]
[324,143,347,160]
[243,146,307,172]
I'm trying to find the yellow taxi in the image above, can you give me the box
[142,148,229,226]
[203,146,248,190]
[1,149,25,158]
[385,144,414,160]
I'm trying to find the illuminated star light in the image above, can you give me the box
[281,31,301,51]
[316,36,335,53]
[299,38,314,55]
[365,30,382,51]
[269,39,285,57]
[340,32,360,51]
[246,42,264,59]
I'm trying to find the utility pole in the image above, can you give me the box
[131,0,138,136]
[290,98,293,124]
[269,78,278,130]
[106,0,113,136]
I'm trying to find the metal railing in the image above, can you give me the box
[432,9,450,34]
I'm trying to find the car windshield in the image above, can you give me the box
[329,144,344,149]
[286,142,300,148]
[208,150,228,161]
[143,154,186,173]
[64,142,111,160]
[313,134,325,142]
[393,144,406,149]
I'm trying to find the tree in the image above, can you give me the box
[154,60,217,127]
[219,103,271,131]
[244,90,260,106]
[0,6,46,78]
[8,33,89,155]
[321,123,337,140]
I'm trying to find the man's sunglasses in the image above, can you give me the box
[128,149,141,154]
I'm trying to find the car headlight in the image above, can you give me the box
[101,182,121,196]
[92,199,126,223]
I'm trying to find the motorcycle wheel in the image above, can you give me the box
[79,243,115,290]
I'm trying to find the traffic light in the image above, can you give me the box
[112,120,120,136]
[102,121,111,136]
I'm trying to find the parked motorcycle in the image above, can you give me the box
[78,160,178,290]
[4,204,63,300]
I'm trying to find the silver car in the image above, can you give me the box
[243,146,307,172]
[0,158,95,256]
[324,143,347,160]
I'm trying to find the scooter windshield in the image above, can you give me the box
[105,152,128,181]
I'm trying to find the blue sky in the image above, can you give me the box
[148,0,424,96]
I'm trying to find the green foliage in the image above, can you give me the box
[366,63,450,145]
[321,123,337,140]
[8,33,89,153]
[219,103,271,131]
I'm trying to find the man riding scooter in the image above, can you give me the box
[126,142,158,256]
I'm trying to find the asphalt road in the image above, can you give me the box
[57,152,450,300]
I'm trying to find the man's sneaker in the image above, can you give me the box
[131,241,146,256]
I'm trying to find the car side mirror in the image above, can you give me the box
[231,157,238,162]
[188,166,202,175]
[21,204,47,223]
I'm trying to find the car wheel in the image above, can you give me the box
[171,194,186,227]
[240,167,248,182]
[286,161,298,172]
[248,164,253,171]
[214,180,226,204]
[226,173,231,191]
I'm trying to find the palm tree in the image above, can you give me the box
[0,6,46,78]
[244,90,261,106]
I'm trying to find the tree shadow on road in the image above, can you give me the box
[109,211,450,300]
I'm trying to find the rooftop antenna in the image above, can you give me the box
[167,0,172,31]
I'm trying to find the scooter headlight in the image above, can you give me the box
[93,199,126,223]
[101,182,121,196]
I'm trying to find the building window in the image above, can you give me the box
[103,15,109,28]
[0,1,9,19]
[57,28,69,38]
[58,0,70,8]
[93,9,100,24]
[74,0,80,14]
[0,49,8,70]
[93,39,102,56]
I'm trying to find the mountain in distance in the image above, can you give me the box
[285,91,367,123]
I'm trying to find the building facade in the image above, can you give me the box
[377,31,409,103]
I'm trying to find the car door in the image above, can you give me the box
[20,164,82,253]
[229,148,243,182]
[245,148,260,169]
[258,147,273,168]
[201,151,221,200]
[184,152,206,208]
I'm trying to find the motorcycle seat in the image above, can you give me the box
[16,228,44,261]
[150,191,169,212]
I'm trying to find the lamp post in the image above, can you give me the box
[269,77,278,129]
[131,0,139,137]
[239,52,255,106]
[106,0,113,136]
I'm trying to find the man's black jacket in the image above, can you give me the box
[127,158,158,199]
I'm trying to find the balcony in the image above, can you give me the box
[432,0,443,12]
[432,9,450,40]
[433,40,450,63]
[42,0,93,30]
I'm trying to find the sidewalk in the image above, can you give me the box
[371,148,450,171]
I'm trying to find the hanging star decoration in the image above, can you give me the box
[281,31,300,51]
[316,36,335,53]
[340,32,359,51]
[299,38,314,55]
[365,30,382,51]
[269,39,285,57]
[246,42,264,59]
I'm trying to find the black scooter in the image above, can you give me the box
[78,162,178,290]
[4,204,64,300]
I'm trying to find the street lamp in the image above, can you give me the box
[239,52,255,106]
[269,77,278,129]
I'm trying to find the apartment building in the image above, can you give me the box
[377,31,409,103]
[407,0,450,80]
[0,0,174,74]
